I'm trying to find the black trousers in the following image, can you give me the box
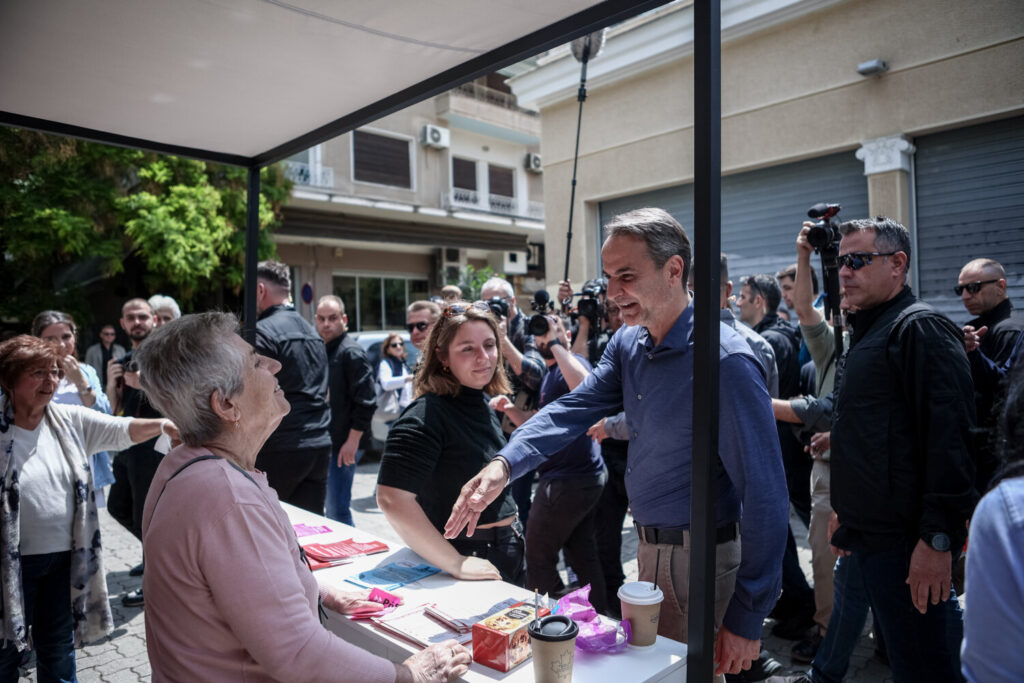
[255,445,331,515]
[108,440,164,541]
[594,463,630,616]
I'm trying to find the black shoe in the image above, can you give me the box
[791,631,823,664]
[725,651,784,682]
[771,612,816,640]
[128,562,144,577]
[121,588,144,608]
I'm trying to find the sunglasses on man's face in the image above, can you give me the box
[406,321,430,334]
[838,251,897,271]
[954,279,999,296]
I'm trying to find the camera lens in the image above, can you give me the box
[527,314,549,336]
[578,298,596,317]
[486,297,509,318]
[126,360,140,373]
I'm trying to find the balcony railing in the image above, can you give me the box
[442,189,544,221]
[452,82,539,117]
[284,161,335,188]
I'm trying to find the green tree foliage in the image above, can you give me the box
[0,129,290,325]
[449,264,503,301]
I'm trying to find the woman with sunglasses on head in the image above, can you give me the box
[0,335,176,681]
[33,310,117,507]
[377,302,524,584]
[377,333,413,422]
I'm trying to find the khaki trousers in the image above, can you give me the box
[637,533,741,682]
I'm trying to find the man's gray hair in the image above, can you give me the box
[407,300,441,320]
[317,294,345,314]
[839,217,912,277]
[481,276,514,299]
[963,257,1006,279]
[148,294,181,320]
[257,260,291,290]
[604,207,692,284]
[135,312,246,447]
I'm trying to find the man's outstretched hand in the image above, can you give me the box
[443,460,508,539]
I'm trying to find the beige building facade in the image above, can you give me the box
[276,75,547,329]
[511,0,1024,322]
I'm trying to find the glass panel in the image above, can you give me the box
[333,275,358,329]
[409,279,430,304]
[358,277,383,331]
[452,157,477,190]
[488,164,514,198]
[353,130,411,188]
[384,278,406,329]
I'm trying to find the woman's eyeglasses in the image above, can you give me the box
[838,251,897,271]
[388,342,404,349]
[954,279,999,296]
[405,321,430,334]
[441,302,490,319]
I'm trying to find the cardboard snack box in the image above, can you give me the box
[471,602,550,673]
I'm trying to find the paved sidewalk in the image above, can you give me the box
[22,458,894,681]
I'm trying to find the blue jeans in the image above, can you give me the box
[325,448,364,525]
[850,544,964,682]
[811,555,870,683]
[0,551,77,683]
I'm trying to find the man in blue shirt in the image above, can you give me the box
[446,208,789,678]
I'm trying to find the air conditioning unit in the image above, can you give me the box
[525,153,542,173]
[503,250,528,275]
[422,124,450,149]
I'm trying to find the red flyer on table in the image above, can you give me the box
[304,539,389,570]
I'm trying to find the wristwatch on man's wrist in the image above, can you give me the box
[922,531,951,552]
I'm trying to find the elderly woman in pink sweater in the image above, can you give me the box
[135,313,469,683]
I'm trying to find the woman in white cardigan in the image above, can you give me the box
[377,332,413,419]
[0,335,174,680]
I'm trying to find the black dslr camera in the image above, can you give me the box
[576,278,606,324]
[527,290,554,336]
[806,203,842,252]
[486,296,509,319]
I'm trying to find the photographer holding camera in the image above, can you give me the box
[557,278,612,366]
[480,277,546,523]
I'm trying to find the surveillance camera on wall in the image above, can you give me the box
[857,59,889,76]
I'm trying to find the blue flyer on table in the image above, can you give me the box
[345,561,441,590]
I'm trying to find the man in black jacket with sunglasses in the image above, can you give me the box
[828,217,977,682]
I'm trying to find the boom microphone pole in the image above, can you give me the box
[561,29,606,305]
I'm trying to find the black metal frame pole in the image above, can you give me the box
[243,166,261,344]
[688,0,721,681]
[562,53,590,288]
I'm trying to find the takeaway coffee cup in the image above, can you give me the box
[528,614,578,683]
[618,581,664,647]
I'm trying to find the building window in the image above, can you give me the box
[488,164,515,213]
[453,157,477,191]
[353,130,412,188]
[333,274,430,331]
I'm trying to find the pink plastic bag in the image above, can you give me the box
[555,584,631,654]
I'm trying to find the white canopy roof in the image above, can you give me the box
[0,0,666,166]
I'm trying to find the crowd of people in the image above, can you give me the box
[0,207,1020,682]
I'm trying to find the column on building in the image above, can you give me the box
[854,135,916,227]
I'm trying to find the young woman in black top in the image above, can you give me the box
[377,303,524,585]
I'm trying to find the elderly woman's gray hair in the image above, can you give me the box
[148,294,182,320]
[135,312,246,447]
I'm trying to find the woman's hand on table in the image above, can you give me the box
[321,587,393,615]
[449,555,501,581]
[397,639,471,683]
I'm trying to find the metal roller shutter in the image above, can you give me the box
[914,116,1024,323]
[598,151,869,291]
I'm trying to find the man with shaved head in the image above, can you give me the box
[959,258,1023,491]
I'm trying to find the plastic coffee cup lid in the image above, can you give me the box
[528,615,579,642]
[618,581,664,605]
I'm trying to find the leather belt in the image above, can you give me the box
[634,522,738,547]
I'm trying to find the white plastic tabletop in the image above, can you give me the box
[283,503,686,682]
